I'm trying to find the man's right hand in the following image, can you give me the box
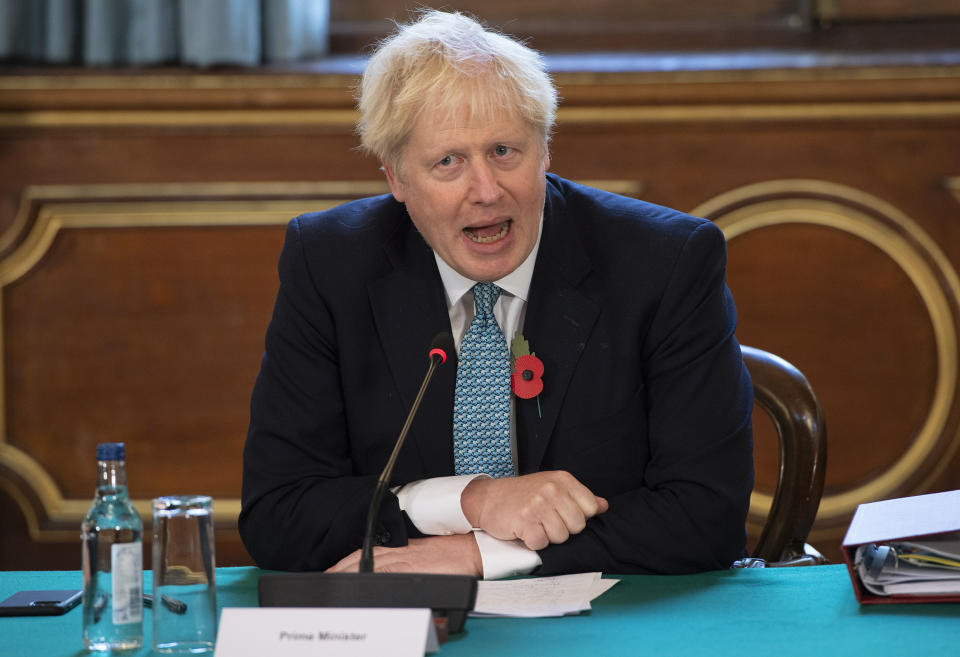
[460,471,609,551]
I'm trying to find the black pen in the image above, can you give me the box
[142,594,188,614]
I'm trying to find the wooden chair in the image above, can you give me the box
[742,346,828,566]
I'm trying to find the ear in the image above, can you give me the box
[542,150,551,172]
[382,162,406,203]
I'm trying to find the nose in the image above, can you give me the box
[467,160,503,206]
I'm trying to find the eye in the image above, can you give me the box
[437,155,455,167]
[493,145,512,157]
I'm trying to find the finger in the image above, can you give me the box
[326,546,393,573]
[517,522,550,551]
[553,498,588,535]
[325,549,362,573]
[595,496,609,514]
[374,555,412,574]
[539,509,574,545]
[326,562,356,573]
[542,471,601,516]
[564,480,603,517]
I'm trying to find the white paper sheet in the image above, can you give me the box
[470,572,618,618]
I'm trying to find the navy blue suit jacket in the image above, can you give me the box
[239,174,754,575]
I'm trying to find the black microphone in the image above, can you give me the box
[359,331,455,572]
[258,332,477,634]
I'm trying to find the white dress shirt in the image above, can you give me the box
[394,218,544,579]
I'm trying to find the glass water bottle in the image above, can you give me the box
[81,442,144,651]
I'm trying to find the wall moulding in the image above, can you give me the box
[0,181,387,540]
[3,101,960,130]
[692,180,960,541]
[946,177,960,208]
[2,62,960,126]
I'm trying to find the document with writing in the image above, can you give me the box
[470,572,618,618]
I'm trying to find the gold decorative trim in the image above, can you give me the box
[558,101,960,123]
[0,109,359,127]
[0,182,391,255]
[947,177,960,206]
[577,180,644,197]
[3,101,960,128]
[0,192,34,258]
[553,65,960,87]
[0,181,391,539]
[1,199,339,286]
[692,180,960,522]
[2,64,959,91]
[0,444,242,540]
[0,73,360,91]
[0,181,390,287]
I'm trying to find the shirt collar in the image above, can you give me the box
[434,214,544,308]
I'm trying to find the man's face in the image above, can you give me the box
[384,105,550,283]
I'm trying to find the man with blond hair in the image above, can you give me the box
[240,10,754,579]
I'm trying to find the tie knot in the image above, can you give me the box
[473,283,501,317]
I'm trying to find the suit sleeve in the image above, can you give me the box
[238,218,414,571]
[536,221,755,575]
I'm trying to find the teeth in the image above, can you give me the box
[466,221,509,244]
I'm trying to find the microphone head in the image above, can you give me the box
[428,332,456,364]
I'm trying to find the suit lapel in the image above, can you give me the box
[517,179,599,473]
[368,218,456,479]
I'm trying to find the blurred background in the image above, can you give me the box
[1,0,959,570]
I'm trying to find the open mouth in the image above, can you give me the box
[464,219,511,244]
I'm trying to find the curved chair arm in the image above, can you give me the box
[742,346,828,563]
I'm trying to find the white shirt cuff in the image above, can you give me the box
[393,475,486,535]
[474,530,542,580]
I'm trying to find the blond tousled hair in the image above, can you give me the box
[357,10,557,169]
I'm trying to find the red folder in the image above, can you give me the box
[842,489,960,604]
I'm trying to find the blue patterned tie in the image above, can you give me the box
[453,283,513,478]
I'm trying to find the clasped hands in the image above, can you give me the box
[460,470,609,550]
[326,470,608,576]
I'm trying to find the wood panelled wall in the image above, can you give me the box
[0,60,959,569]
[326,0,960,52]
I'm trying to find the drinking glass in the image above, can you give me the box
[152,495,217,654]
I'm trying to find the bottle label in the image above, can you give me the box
[111,541,143,625]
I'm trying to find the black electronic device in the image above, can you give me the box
[258,332,478,633]
[258,571,477,633]
[0,590,82,616]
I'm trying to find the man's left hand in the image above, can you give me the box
[324,533,483,577]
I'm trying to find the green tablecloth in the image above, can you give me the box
[1,565,958,656]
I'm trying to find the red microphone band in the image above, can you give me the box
[428,348,448,364]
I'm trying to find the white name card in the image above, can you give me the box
[214,607,439,657]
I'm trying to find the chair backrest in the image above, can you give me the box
[742,346,827,563]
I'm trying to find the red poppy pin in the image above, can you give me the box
[511,333,544,418]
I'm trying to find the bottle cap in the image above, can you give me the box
[96,442,126,461]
